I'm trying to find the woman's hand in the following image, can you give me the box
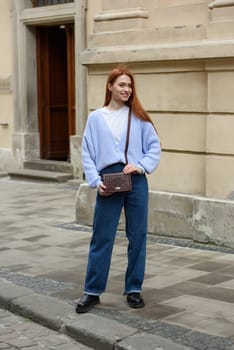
[98,183,113,196]
[123,164,143,175]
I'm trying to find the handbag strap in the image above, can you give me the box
[124,107,132,164]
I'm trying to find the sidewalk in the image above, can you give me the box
[0,177,234,350]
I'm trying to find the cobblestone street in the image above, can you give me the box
[0,309,92,350]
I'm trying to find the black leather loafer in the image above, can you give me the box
[76,294,100,314]
[127,292,145,309]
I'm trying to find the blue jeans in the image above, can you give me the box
[84,163,148,296]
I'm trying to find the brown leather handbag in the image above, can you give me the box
[103,108,132,193]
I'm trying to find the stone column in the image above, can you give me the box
[10,0,39,167]
[70,0,87,179]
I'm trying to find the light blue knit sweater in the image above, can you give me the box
[82,108,161,188]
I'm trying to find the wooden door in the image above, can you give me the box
[36,25,75,160]
[66,25,75,138]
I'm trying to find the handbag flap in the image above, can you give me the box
[103,172,132,192]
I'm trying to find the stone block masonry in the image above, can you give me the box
[76,184,234,249]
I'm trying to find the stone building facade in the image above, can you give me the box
[0,0,234,245]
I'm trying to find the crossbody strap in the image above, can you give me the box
[124,107,132,164]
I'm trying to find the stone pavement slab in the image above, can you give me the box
[0,178,234,349]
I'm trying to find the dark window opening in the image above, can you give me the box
[32,0,73,7]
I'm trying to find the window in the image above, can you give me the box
[32,0,73,7]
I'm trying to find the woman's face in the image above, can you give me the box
[108,74,132,104]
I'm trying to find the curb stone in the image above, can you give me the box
[0,277,34,307]
[0,278,194,350]
[0,278,137,349]
[117,332,192,350]
[9,293,75,331]
[65,313,136,350]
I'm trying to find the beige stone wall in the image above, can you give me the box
[0,0,14,170]
[206,60,234,199]
[86,63,208,197]
[83,0,234,199]
[1,0,233,200]
[74,0,234,246]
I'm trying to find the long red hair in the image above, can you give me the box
[103,66,155,127]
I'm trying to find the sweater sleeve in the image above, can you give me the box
[137,122,161,174]
[81,119,102,188]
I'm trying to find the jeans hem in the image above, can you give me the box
[124,289,142,295]
[84,290,103,296]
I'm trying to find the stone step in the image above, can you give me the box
[0,172,8,178]
[23,159,73,174]
[8,169,73,183]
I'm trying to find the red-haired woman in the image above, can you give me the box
[76,66,161,313]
